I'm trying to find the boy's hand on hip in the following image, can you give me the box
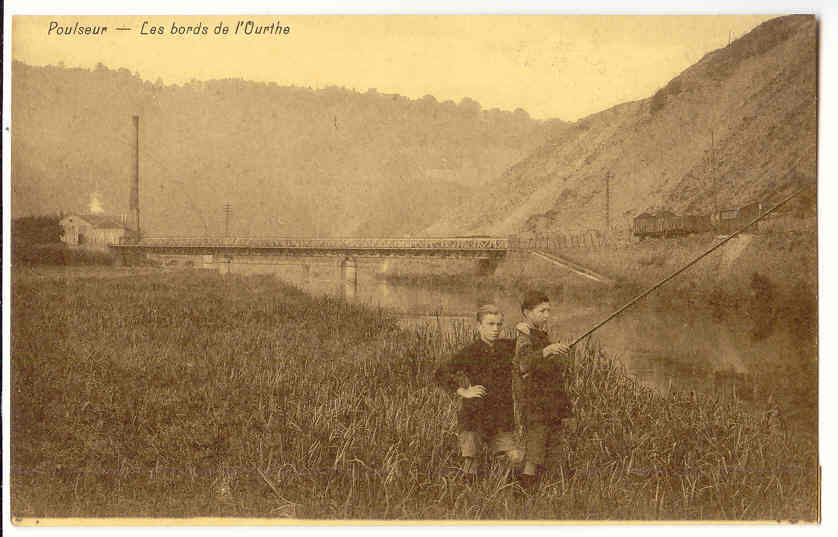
[457,385,487,399]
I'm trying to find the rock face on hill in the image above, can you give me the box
[11,62,568,237]
[425,15,817,236]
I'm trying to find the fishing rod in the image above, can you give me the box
[568,187,806,348]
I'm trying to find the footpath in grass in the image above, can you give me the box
[10,269,818,520]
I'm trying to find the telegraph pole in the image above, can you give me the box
[224,202,232,237]
[604,171,612,231]
[711,130,717,216]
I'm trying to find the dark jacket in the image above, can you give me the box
[514,324,573,425]
[434,338,516,435]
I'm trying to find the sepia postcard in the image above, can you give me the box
[1,4,824,530]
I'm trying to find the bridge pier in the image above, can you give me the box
[475,257,499,276]
[340,257,358,300]
[218,255,233,275]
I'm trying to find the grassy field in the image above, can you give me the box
[11,268,818,521]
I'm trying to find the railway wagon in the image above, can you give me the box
[633,212,660,238]
[633,211,712,239]
[717,202,762,234]
[681,214,713,234]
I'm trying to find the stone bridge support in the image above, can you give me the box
[218,255,233,275]
[339,257,358,299]
[475,257,500,276]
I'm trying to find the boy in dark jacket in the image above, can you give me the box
[434,305,523,480]
[514,290,573,488]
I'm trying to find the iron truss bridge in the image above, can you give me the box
[112,236,510,259]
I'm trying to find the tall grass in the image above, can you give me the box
[10,269,817,520]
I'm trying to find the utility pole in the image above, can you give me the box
[224,202,232,237]
[711,129,717,216]
[604,170,612,231]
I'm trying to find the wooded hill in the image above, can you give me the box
[11,61,568,237]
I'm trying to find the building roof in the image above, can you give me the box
[61,214,127,229]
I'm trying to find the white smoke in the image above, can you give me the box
[89,192,104,214]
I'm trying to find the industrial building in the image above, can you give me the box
[59,214,127,250]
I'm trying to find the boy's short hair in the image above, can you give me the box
[521,290,550,313]
[476,304,503,323]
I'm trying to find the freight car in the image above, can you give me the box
[716,202,762,234]
[633,202,760,239]
[633,211,711,239]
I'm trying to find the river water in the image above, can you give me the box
[228,258,817,428]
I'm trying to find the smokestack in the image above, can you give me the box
[129,115,141,237]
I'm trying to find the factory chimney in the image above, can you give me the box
[129,115,141,239]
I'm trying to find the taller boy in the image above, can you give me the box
[434,305,523,479]
[515,290,573,488]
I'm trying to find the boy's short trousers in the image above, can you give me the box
[459,430,518,458]
[526,421,570,466]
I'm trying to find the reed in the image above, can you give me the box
[10,268,817,520]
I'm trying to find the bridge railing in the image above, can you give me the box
[117,236,510,250]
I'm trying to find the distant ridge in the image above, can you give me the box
[11,62,569,237]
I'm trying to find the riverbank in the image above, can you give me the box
[547,229,816,311]
[10,268,817,520]
[381,229,817,315]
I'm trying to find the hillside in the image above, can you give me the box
[10,63,568,237]
[425,15,818,236]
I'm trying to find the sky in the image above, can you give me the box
[11,14,777,120]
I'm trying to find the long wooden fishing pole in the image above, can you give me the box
[568,188,805,348]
